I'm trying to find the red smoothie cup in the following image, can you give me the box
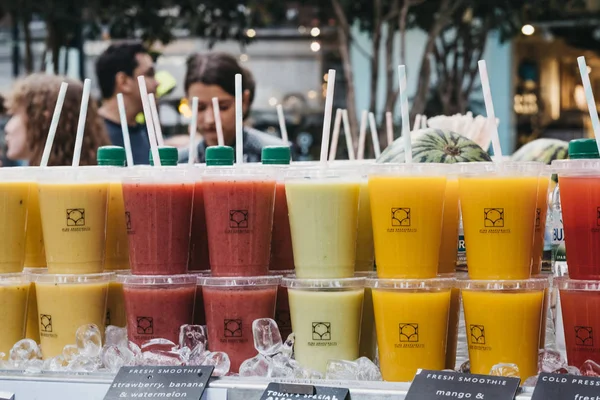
[189,165,210,271]
[202,167,277,277]
[557,277,600,368]
[119,274,196,346]
[199,275,280,373]
[122,167,195,275]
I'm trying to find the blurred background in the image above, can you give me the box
[0,0,599,160]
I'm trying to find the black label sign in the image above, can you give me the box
[406,370,519,400]
[532,372,600,400]
[260,382,349,400]
[104,366,213,400]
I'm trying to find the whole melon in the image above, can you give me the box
[511,138,568,164]
[377,128,492,163]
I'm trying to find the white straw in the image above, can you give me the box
[357,110,368,160]
[328,109,343,161]
[148,94,165,147]
[137,76,161,167]
[577,56,600,155]
[41,82,68,167]
[276,104,289,143]
[342,109,355,160]
[368,112,381,158]
[477,60,503,160]
[398,65,412,163]
[320,69,336,165]
[413,114,422,132]
[421,115,427,129]
[212,97,225,146]
[385,111,394,146]
[188,96,199,165]
[71,78,91,166]
[235,73,244,164]
[117,93,134,166]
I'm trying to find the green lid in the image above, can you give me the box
[206,146,234,166]
[149,146,179,166]
[569,138,600,159]
[262,146,291,165]
[97,146,126,166]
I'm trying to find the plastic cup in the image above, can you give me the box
[0,169,36,273]
[532,171,551,275]
[369,164,448,279]
[366,277,453,382]
[285,168,361,279]
[458,162,543,280]
[106,270,128,328]
[272,270,294,340]
[283,277,365,373]
[554,160,600,279]
[356,272,377,361]
[122,167,195,275]
[119,274,196,346]
[439,178,460,274]
[0,273,30,354]
[458,278,548,380]
[199,275,280,373]
[37,167,110,274]
[556,278,600,367]
[24,182,46,268]
[105,171,130,271]
[189,165,210,271]
[30,272,112,359]
[203,167,277,277]
[23,267,45,343]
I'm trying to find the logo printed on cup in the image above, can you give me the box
[469,324,492,351]
[312,322,331,341]
[224,319,243,338]
[229,210,249,228]
[575,326,594,347]
[480,208,511,234]
[40,314,52,332]
[63,208,91,232]
[388,208,417,233]
[399,323,419,342]
[137,316,153,334]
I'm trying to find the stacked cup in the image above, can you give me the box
[456,160,548,381]
[198,146,281,373]
[553,139,600,370]
[118,146,197,347]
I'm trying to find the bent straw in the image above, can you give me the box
[188,96,199,165]
[276,104,289,143]
[72,78,91,166]
[577,56,600,155]
[477,60,503,160]
[342,109,355,160]
[368,112,382,158]
[212,97,225,146]
[235,74,244,164]
[328,108,343,161]
[137,76,161,166]
[320,69,337,165]
[386,111,394,146]
[41,82,68,167]
[357,110,368,160]
[148,94,165,146]
[117,93,134,166]
[398,65,412,163]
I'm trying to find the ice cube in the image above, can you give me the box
[326,360,359,380]
[252,318,283,356]
[67,356,103,372]
[101,345,137,373]
[142,350,185,366]
[9,339,42,365]
[24,359,44,374]
[179,325,207,352]
[239,354,271,377]
[187,346,209,366]
[489,363,520,378]
[355,357,382,381]
[75,324,103,357]
[203,352,231,377]
[141,338,177,353]
[281,333,295,358]
[42,355,68,371]
[62,344,80,363]
[522,375,538,387]
[105,326,128,348]
[269,353,294,378]
[580,360,600,377]
[539,349,567,373]
[458,361,470,373]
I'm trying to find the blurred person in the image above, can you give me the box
[5,73,110,166]
[184,52,292,162]
[96,42,158,164]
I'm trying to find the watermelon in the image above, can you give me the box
[511,138,568,164]
[377,128,492,163]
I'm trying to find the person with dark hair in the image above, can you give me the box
[185,52,292,162]
[96,41,158,164]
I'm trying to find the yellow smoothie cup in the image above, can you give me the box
[285,169,361,279]
[24,184,46,268]
[459,277,547,381]
[368,163,448,279]
[367,276,454,382]
[0,273,30,354]
[284,277,365,373]
[30,272,111,359]
[458,162,543,280]
[37,167,110,274]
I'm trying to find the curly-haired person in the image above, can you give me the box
[4,73,110,166]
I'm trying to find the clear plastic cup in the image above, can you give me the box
[457,162,544,280]
[106,270,129,328]
[0,169,36,273]
[37,167,111,274]
[553,160,600,279]
[458,277,548,380]
[556,277,600,368]
[369,163,449,279]
[282,277,365,373]
[199,275,280,373]
[118,274,196,346]
[366,276,454,382]
[0,273,30,354]
[203,167,277,277]
[29,271,112,359]
[285,168,361,278]
[122,167,195,275]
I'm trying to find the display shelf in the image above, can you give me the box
[0,370,535,400]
